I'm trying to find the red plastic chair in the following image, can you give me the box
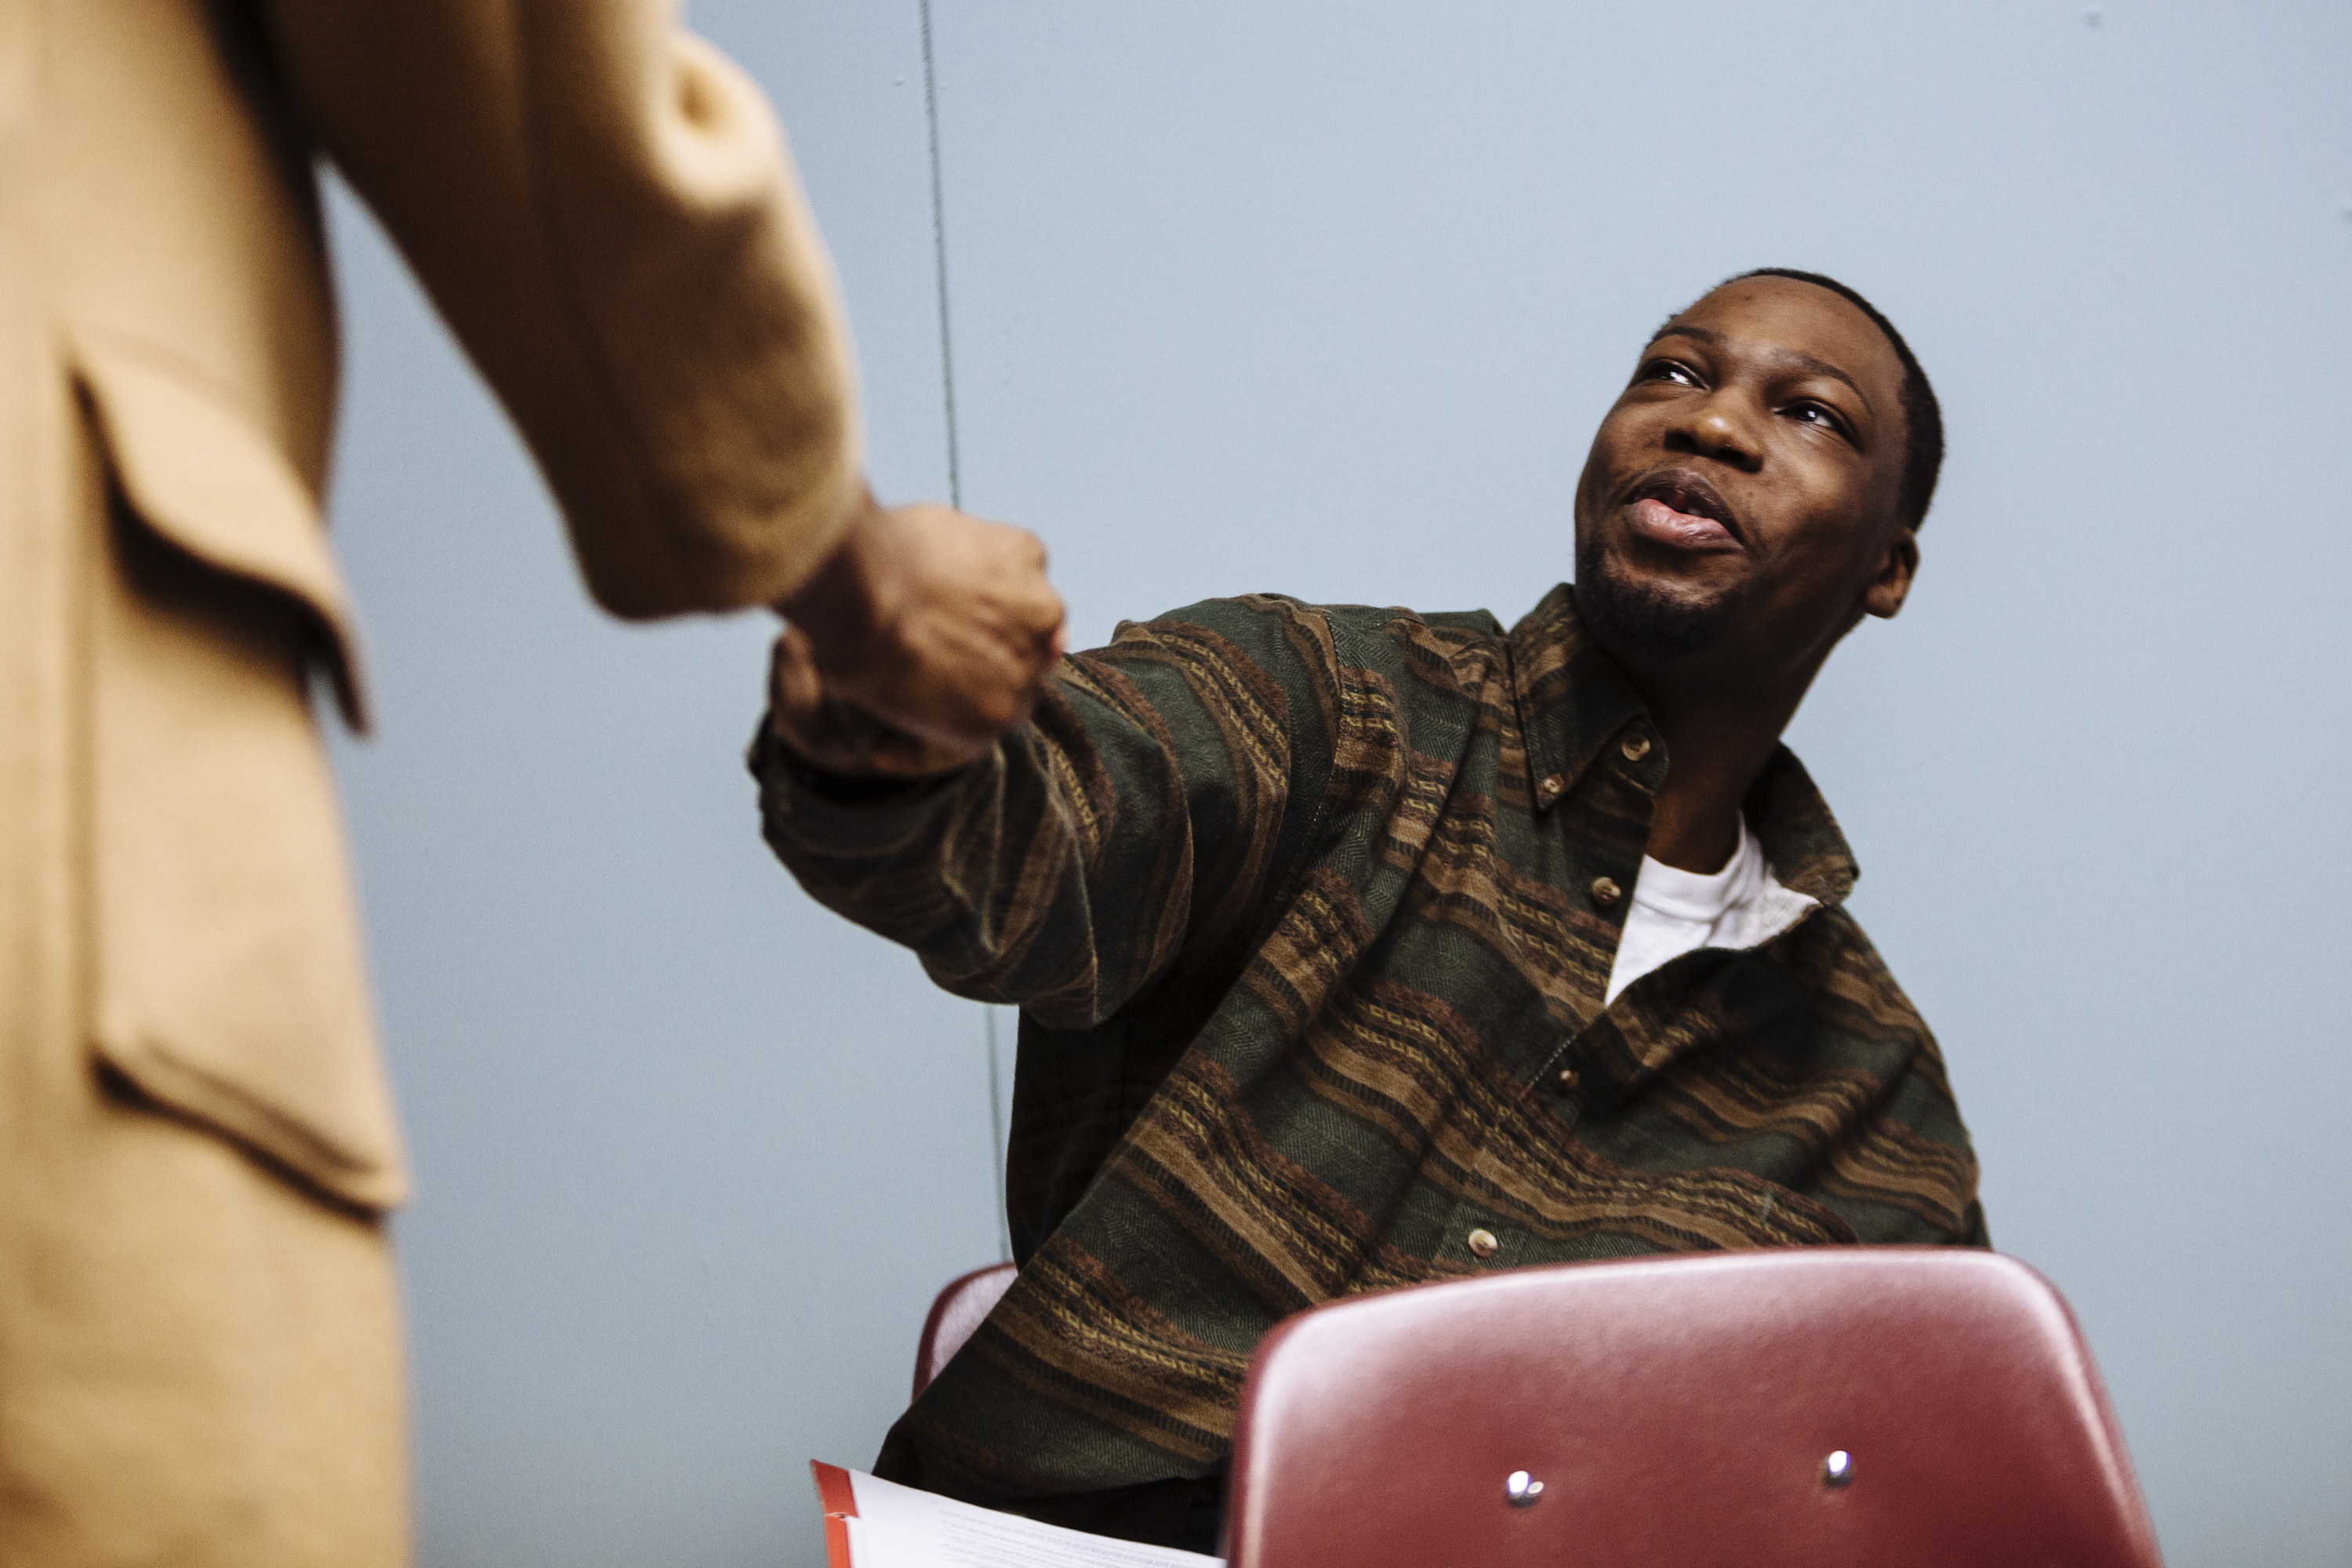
[911,1262,1017,1400]
[1225,1248,2162,1568]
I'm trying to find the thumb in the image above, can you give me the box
[768,625,828,720]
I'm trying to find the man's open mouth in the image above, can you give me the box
[1624,471,1744,550]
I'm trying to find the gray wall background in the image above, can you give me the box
[321,3,2352,1563]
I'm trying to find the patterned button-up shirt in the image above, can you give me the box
[754,583,1985,1526]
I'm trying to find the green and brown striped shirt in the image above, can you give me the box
[754,583,1984,1525]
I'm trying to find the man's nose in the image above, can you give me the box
[1664,394,1763,471]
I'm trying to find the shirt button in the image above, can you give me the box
[1589,875,1622,908]
[1620,733,1651,762]
[1539,773,1564,800]
[1466,1228,1500,1259]
[1555,1066,1580,1096]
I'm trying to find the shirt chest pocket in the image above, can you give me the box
[76,339,405,1213]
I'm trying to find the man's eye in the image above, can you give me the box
[1642,359,1699,387]
[1789,401,1849,434]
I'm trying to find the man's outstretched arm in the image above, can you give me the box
[263,1,1059,743]
[753,595,1340,1029]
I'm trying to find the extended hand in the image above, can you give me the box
[771,499,1065,777]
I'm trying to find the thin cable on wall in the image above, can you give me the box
[920,0,964,513]
[920,0,1011,1266]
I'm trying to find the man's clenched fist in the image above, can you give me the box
[771,498,1065,778]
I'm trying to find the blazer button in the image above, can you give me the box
[1555,1066,1581,1096]
[1466,1228,1500,1259]
[1620,733,1652,762]
[1589,875,1622,908]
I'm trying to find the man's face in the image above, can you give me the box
[1571,276,1917,686]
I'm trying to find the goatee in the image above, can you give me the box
[1573,534,1749,664]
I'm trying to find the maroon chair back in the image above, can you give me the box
[911,1262,1017,1401]
[1225,1248,2161,1568]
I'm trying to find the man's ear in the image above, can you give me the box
[1862,524,1918,620]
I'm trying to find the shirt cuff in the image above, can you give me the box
[746,716,985,851]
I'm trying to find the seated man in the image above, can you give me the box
[753,268,1987,1550]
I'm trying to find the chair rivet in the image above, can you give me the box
[1504,1469,1544,1508]
[1821,1450,1854,1488]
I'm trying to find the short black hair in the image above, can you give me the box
[1712,267,1944,532]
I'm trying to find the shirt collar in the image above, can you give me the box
[1505,583,1860,908]
[1743,745,1858,906]
[1507,583,1646,811]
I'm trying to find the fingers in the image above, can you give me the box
[995,523,1063,641]
[765,625,858,769]
[1011,558,1067,649]
[963,519,1066,694]
[775,499,1066,771]
[767,624,826,734]
[767,625,999,780]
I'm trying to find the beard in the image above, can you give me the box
[1573,533,1752,665]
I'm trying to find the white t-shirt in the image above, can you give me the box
[1602,816,1818,1006]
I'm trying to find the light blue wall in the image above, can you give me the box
[324,3,2351,1563]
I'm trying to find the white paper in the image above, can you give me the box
[826,1465,1221,1568]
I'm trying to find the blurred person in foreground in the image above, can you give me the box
[0,4,1058,1566]
[757,269,1983,1551]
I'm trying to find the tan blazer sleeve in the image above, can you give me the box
[260,0,864,615]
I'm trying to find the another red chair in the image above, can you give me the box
[911,1262,1017,1400]
[1225,1248,2162,1568]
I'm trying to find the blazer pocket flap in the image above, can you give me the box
[74,336,368,728]
[85,580,410,1211]
[84,342,407,1212]
[99,1030,410,1213]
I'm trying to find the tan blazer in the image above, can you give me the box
[0,2,860,1562]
